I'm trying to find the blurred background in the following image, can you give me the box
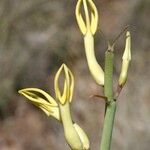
[0,0,149,149]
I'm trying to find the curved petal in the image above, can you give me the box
[18,88,57,106]
[75,0,87,35]
[54,64,64,102]
[63,64,70,100]
[18,88,60,120]
[40,106,60,121]
[83,0,91,31]
[68,68,74,103]
[89,0,98,34]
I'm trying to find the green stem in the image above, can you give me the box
[100,49,116,150]
[100,101,116,150]
[104,50,114,101]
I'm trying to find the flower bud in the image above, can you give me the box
[76,0,104,85]
[74,123,90,150]
[119,31,131,86]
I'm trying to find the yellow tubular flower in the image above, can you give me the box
[76,0,104,86]
[119,31,131,87]
[54,64,74,105]
[54,64,89,149]
[18,88,60,120]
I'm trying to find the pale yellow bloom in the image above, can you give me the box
[18,64,74,120]
[54,65,89,149]
[119,31,131,86]
[76,0,104,86]
[18,64,89,149]
[54,63,74,105]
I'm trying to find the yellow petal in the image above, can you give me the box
[60,80,68,104]
[18,88,57,106]
[40,106,60,121]
[89,0,98,34]
[64,64,71,99]
[54,64,64,102]
[83,0,91,30]
[68,68,74,103]
[76,0,87,35]
[18,88,60,120]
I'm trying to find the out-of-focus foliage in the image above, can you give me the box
[0,0,150,150]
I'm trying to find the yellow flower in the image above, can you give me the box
[18,64,90,149]
[54,65,89,149]
[54,63,74,105]
[119,31,131,87]
[76,0,104,86]
[18,63,74,120]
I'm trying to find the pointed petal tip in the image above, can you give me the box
[18,90,21,93]
[18,88,32,95]
[126,31,131,37]
[62,63,68,68]
[61,63,65,66]
[58,63,67,72]
[18,89,24,94]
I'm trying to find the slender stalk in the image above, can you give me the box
[100,48,117,150]
[104,50,114,101]
[100,101,116,150]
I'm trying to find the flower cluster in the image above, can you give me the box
[19,0,131,149]
[19,64,89,150]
